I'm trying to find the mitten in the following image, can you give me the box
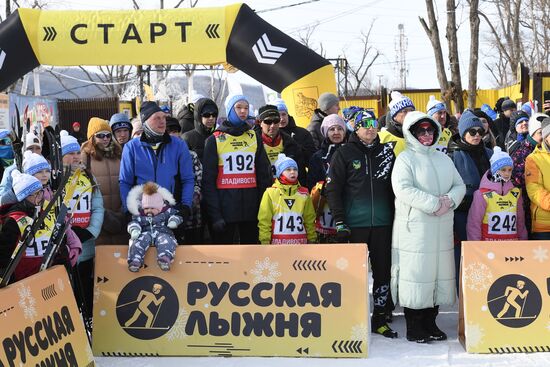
[130,228,141,240]
[335,222,351,242]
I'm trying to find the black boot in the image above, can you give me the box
[371,308,398,338]
[423,306,447,341]
[404,308,432,343]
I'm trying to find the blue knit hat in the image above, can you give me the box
[272,98,288,112]
[426,95,446,116]
[490,147,513,175]
[510,110,529,127]
[22,150,51,176]
[0,129,10,140]
[224,94,249,126]
[458,110,484,138]
[275,153,298,178]
[11,169,42,202]
[60,130,80,156]
[389,91,415,119]
[480,104,497,121]
[110,113,133,133]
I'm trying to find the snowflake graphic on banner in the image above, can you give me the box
[250,257,281,284]
[532,246,548,263]
[57,277,65,292]
[546,321,550,332]
[18,284,37,321]
[165,308,189,341]
[463,262,493,291]
[466,322,484,349]
[336,257,349,271]
[351,323,368,342]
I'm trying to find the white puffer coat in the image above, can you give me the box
[390,111,466,309]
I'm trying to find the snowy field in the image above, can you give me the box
[94,305,550,367]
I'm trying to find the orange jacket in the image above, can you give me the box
[525,144,550,233]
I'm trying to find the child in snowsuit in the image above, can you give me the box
[126,182,183,271]
[467,147,528,241]
[258,154,316,245]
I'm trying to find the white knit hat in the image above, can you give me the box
[60,130,80,156]
[426,95,446,116]
[11,169,42,201]
[528,113,547,137]
[490,147,513,175]
[389,91,415,119]
[25,132,41,150]
[22,150,51,176]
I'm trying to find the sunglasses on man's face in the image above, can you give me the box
[95,133,112,139]
[262,119,280,125]
[467,128,484,137]
[201,113,217,118]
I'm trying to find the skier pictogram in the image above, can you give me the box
[490,280,532,319]
[120,283,167,330]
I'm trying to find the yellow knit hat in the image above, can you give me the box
[87,117,112,140]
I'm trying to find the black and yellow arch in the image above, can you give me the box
[0,3,336,126]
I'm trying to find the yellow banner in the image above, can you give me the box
[18,6,239,66]
[0,266,95,366]
[93,244,369,358]
[460,241,550,353]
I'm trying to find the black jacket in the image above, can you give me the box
[492,114,510,150]
[307,139,342,190]
[282,115,316,165]
[177,103,195,134]
[202,121,272,224]
[0,201,35,270]
[307,109,327,150]
[325,133,395,228]
[182,98,218,162]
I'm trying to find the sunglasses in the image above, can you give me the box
[201,113,217,118]
[356,117,378,129]
[95,133,112,139]
[416,127,435,135]
[262,119,280,125]
[467,128,484,137]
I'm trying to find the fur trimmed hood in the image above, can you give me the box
[126,183,176,215]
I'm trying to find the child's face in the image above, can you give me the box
[498,166,513,181]
[143,207,161,216]
[33,169,51,186]
[281,167,298,181]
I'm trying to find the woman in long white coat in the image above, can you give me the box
[391,111,465,343]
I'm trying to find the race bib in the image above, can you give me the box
[272,212,307,245]
[487,212,517,235]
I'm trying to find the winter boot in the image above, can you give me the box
[404,308,432,343]
[423,306,447,341]
[371,310,398,338]
[157,256,171,271]
[128,259,142,272]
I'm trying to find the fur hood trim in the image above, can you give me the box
[126,183,176,215]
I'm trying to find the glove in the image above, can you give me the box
[176,204,191,222]
[167,220,178,229]
[72,226,94,243]
[335,222,351,243]
[130,229,141,240]
[212,219,226,233]
[68,247,81,267]
[434,196,452,216]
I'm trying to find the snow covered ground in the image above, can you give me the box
[94,303,550,367]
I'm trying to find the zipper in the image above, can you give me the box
[366,152,374,227]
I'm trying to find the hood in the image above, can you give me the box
[126,183,176,216]
[478,170,515,195]
[402,111,441,153]
[285,115,298,129]
[193,98,218,136]
[177,104,194,128]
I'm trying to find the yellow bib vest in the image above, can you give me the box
[264,140,284,178]
[481,187,521,240]
[214,130,257,189]
[68,173,93,228]
[264,186,311,244]
[435,128,452,154]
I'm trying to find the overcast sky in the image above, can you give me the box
[9,0,501,91]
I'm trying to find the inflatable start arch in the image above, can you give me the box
[0,3,336,126]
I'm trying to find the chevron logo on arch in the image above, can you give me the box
[252,33,287,65]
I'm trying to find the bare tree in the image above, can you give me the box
[467,0,480,109]
[446,0,464,112]
[341,22,381,96]
[295,22,326,58]
[419,0,450,106]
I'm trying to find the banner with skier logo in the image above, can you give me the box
[93,244,369,358]
[0,266,94,366]
[459,241,550,353]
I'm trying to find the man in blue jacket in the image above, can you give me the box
[119,101,194,222]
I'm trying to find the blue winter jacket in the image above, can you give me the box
[119,134,194,211]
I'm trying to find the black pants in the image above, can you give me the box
[76,258,94,321]
[350,226,392,311]
[212,221,259,244]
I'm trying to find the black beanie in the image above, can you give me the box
[140,101,163,123]
[257,104,280,121]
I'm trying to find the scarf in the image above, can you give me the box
[143,122,165,144]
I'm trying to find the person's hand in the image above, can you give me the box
[434,196,452,216]
[130,229,141,240]
[68,247,81,267]
[212,219,226,232]
[335,222,351,242]
[543,100,550,113]
[167,219,178,229]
